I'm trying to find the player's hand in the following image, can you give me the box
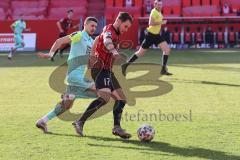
[112,49,120,56]
[26,28,31,32]
[37,52,51,59]
[162,20,167,25]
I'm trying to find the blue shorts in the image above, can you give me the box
[14,34,24,49]
[66,66,96,98]
[66,85,96,99]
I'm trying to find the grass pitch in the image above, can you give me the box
[0,49,240,160]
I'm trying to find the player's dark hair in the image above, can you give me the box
[67,9,74,13]
[85,17,98,24]
[154,0,162,4]
[117,12,133,24]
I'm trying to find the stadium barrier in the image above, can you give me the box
[0,19,139,50]
[138,16,240,48]
[0,16,239,50]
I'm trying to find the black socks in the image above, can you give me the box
[162,54,169,69]
[78,97,107,124]
[113,100,126,126]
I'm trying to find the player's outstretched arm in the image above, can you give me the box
[49,36,71,57]
[57,20,64,33]
[37,36,71,59]
[103,33,119,55]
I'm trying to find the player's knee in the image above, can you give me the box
[100,95,110,103]
[118,98,127,103]
[94,97,108,108]
[167,48,171,54]
[61,93,75,109]
[163,48,171,55]
[136,50,145,57]
[137,52,144,57]
[63,100,74,109]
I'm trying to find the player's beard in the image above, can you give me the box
[117,26,120,34]
[90,29,95,35]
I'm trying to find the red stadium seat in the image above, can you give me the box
[211,0,220,6]
[162,0,180,6]
[105,11,113,20]
[212,12,220,16]
[192,0,200,6]
[115,0,123,7]
[0,8,5,20]
[221,0,239,6]
[183,0,191,7]
[105,0,114,7]
[11,0,48,8]
[210,6,220,16]
[105,7,117,20]
[163,7,172,15]
[183,6,219,17]
[48,7,86,19]
[10,1,49,20]
[182,7,192,16]
[173,6,181,15]
[132,12,141,18]
[202,0,210,6]
[105,6,141,20]
[0,1,9,9]
[13,15,45,20]
[13,8,46,17]
[134,0,142,7]
[50,0,87,8]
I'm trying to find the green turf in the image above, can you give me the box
[0,49,240,160]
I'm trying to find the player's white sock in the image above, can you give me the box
[8,52,12,58]
[41,115,49,123]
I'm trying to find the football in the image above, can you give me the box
[137,124,155,142]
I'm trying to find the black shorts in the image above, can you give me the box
[91,68,121,92]
[141,31,166,49]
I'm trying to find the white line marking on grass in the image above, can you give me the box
[199,50,239,53]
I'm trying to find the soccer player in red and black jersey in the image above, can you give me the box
[51,9,78,61]
[73,12,133,139]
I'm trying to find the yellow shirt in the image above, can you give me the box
[147,8,163,35]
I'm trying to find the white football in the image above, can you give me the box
[137,124,155,142]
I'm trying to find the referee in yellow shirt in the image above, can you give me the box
[122,0,172,75]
